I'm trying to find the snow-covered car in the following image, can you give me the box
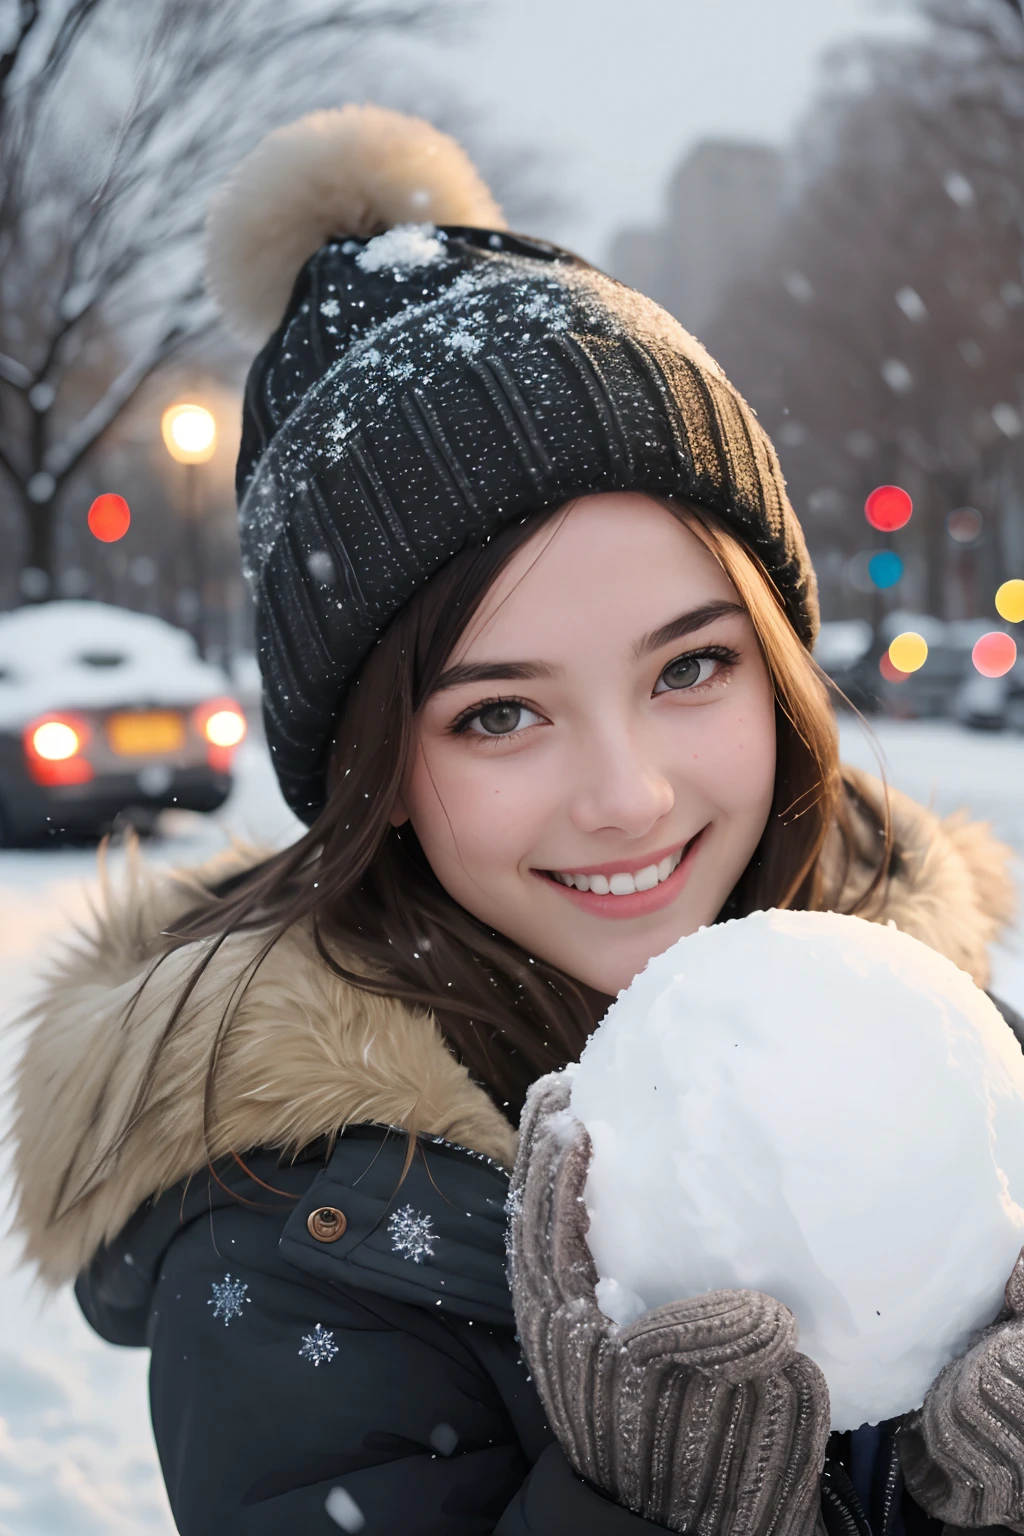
[0,601,247,844]
[954,663,1024,732]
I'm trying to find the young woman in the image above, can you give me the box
[12,106,1022,1535]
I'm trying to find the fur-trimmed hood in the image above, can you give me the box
[9,766,1016,1288]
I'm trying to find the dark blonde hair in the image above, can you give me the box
[144,497,891,1123]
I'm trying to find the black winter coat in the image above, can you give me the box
[78,1123,951,1536]
[12,774,1017,1536]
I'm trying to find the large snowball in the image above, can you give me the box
[568,909,1024,1431]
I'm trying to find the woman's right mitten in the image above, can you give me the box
[508,1073,831,1535]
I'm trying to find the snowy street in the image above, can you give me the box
[1,719,1022,1534]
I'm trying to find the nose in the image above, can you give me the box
[568,725,675,839]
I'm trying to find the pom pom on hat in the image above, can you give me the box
[205,104,507,345]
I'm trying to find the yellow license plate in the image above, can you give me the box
[107,710,186,756]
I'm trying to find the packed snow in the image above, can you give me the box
[570,908,1024,1430]
[0,602,232,729]
[354,222,445,273]
[0,716,1022,1527]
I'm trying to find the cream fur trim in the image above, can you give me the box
[10,841,516,1286]
[205,104,507,344]
[824,766,1015,988]
[10,768,1015,1286]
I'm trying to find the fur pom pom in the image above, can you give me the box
[205,104,506,344]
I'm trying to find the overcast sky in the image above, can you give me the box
[428,0,915,262]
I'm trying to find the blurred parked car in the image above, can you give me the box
[876,613,991,719]
[815,613,994,720]
[954,662,1024,732]
[812,619,876,709]
[0,601,247,845]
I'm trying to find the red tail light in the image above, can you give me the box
[192,698,247,772]
[23,714,94,785]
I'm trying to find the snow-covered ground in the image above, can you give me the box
[0,719,1021,1533]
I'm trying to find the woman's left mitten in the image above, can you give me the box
[899,1248,1024,1531]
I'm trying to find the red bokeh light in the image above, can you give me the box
[87,493,131,542]
[879,652,910,684]
[865,486,913,532]
[972,632,1017,679]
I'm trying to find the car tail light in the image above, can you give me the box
[193,698,246,772]
[23,714,94,785]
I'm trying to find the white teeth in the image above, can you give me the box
[551,843,689,895]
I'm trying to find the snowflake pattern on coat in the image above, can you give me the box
[207,1274,251,1326]
[387,1204,436,1264]
[298,1323,339,1367]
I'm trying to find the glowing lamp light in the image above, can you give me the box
[161,403,217,465]
[995,580,1024,625]
[87,493,131,542]
[888,632,928,674]
[879,652,910,684]
[31,720,80,760]
[972,632,1017,679]
[203,708,247,748]
[865,486,913,532]
[868,551,904,589]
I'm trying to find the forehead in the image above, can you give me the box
[454,494,741,662]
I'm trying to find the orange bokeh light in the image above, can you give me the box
[879,652,910,684]
[87,493,131,542]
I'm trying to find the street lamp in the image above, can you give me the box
[161,403,217,656]
[161,403,217,465]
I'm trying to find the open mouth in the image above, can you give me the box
[547,843,685,896]
[536,828,707,916]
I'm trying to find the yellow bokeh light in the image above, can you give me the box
[995,580,1024,624]
[161,403,216,464]
[888,632,928,674]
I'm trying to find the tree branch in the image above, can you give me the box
[0,0,41,101]
[44,301,210,480]
[0,430,24,489]
[0,351,32,389]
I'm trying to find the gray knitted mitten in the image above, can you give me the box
[508,1073,831,1536]
[899,1249,1024,1531]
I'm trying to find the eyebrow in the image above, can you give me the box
[634,599,746,659]
[431,599,746,695]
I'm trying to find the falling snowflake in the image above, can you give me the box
[207,1274,250,1326]
[388,1204,436,1264]
[320,298,341,318]
[299,1323,339,1367]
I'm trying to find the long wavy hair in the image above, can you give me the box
[137,497,891,1126]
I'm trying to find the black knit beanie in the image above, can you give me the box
[206,106,817,825]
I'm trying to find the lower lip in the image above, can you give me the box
[535,828,708,921]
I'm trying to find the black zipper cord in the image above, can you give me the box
[822,1459,874,1536]
[878,1433,904,1536]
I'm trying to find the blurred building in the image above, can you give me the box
[608,140,784,336]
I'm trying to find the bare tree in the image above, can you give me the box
[703,0,1024,623]
[0,0,444,597]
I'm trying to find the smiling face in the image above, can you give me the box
[390,493,778,997]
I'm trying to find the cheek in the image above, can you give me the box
[681,680,777,814]
[403,742,553,878]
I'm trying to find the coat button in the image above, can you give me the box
[307,1206,347,1242]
